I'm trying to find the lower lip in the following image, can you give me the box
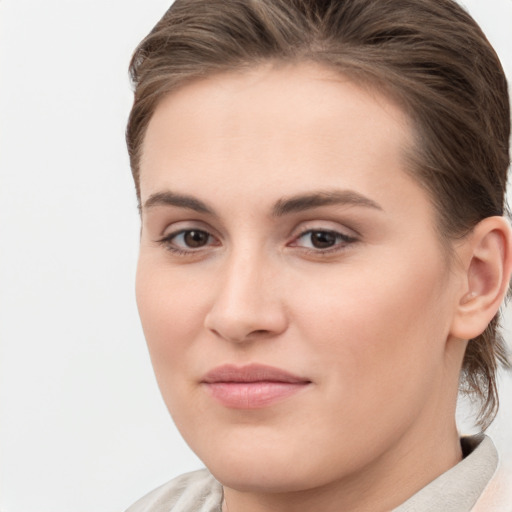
[203,381,309,409]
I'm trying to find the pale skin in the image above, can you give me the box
[136,62,512,512]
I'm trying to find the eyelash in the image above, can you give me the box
[291,229,358,255]
[156,228,358,257]
[157,229,218,256]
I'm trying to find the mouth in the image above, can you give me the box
[201,363,311,409]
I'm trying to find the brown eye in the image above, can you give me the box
[290,229,357,253]
[183,230,210,248]
[158,229,217,254]
[310,231,337,249]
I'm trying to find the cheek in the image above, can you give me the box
[290,250,452,404]
[135,260,206,382]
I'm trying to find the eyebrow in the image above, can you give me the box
[143,191,214,214]
[272,190,383,216]
[142,189,383,216]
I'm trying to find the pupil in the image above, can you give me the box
[312,231,336,248]
[184,230,208,248]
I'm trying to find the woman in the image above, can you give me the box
[125,0,512,510]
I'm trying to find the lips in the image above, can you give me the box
[201,364,311,409]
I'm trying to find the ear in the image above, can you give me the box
[450,216,512,340]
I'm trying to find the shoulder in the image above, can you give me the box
[395,434,501,512]
[125,469,223,512]
[472,437,512,512]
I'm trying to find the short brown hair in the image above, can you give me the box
[127,0,511,428]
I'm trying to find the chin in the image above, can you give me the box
[207,455,318,494]
[185,426,358,495]
[181,425,310,491]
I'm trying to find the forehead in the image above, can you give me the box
[140,62,425,221]
[142,63,413,164]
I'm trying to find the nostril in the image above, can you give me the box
[208,326,273,343]
[210,328,222,338]
[250,329,271,337]
[204,299,288,342]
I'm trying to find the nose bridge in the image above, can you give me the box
[204,243,287,342]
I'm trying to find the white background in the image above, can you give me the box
[0,1,511,511]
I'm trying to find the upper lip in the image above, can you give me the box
[202,363,310,384]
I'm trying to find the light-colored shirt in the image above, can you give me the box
[126,435,506,512]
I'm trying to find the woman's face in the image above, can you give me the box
[136,63,465,493]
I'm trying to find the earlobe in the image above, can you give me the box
[450,216,512,341]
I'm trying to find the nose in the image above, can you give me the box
[204,251,288,343]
